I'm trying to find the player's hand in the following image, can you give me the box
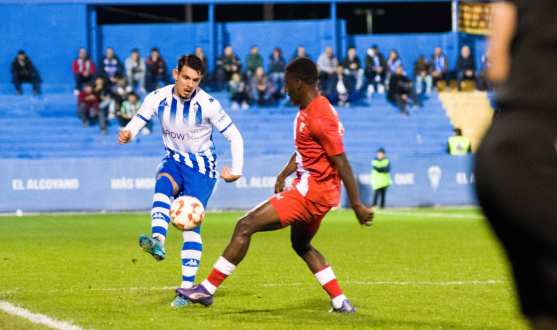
[353,203,373,227]
[275,176,288,193]
[220,166,241,183]
[118,130,132,144]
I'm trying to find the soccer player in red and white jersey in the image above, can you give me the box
[177,57,374,312]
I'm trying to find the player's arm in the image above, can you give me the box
[328,153,373,227]
[118,93,156,144]
[275,152,297,193]
[211,102,243,183]
[488,1,517,83]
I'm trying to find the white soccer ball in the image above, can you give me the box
[169,196,205,231]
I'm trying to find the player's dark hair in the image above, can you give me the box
[454,128,462,136]
[285,57,318,86]
[177,54,204,76]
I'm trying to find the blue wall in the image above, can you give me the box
[0,155,476,212]
[0,3,88,85]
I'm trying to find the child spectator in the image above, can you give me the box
[217,46,242,91]
[341,46,364,91]
[387,65,420,116]
[78,82,106,134]
[385,50,402,88]
[117,92,152,135]
[111,76,133,113]
[371,148,391,210]
[125,49,146,94]
[430,47,449,90]
[146,48,168,92]
[329,65,359,107]
[11,50,41,95]
[245,46,263,82]
[317,47,338,93]
[414,56,432,94]
[228,73,249,110]
[194,48,209,90]
[250,67,272,107]
[100,48,124,87]
[94,76,114,120]
[365,45,386,95]
[456,45,476,91]
[268,48,286,98]
[72,48,96,95]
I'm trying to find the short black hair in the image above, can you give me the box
[348,45,356,50]
[372,44,379,49]
[17,50,25,55]
[131,48,139,53]
[454,128,462,135]
[151,47,159,53]
[285,57,318,86]
[378,148,385,153]
[177,54,204,76]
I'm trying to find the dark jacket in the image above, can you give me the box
[11,56,37,77]
[269,55,286,73]
[100,56,124,79]
[146,56,167,76]
[365,51,386,72]
[387,74,413,102]
[456,56,476,73]
[329,73,356,95]
[246,54,263,73]
[414,59,430,78]
[429,55,449,74]
[216,54,242,72]
[341,56,362,72]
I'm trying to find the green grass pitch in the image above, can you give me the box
[0,209,527,329]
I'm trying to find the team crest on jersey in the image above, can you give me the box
[160,99,169,108]
[193,103,199,112]
[299,122,306,132]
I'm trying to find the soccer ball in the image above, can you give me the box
[169,196,205,231]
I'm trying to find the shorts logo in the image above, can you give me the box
[183,259,199,267]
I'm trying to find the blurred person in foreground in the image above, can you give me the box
[474,2,557,329]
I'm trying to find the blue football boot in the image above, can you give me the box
[139,235,166,261]
[171,295,189,307]
[330,300,356,313]
[175,285,213,307]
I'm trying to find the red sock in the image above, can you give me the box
[201,256,237,294]
[314,265,344,299]
[322,278,343,299]
[206,268,228,288]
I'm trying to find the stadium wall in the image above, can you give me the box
[0,155,476,213]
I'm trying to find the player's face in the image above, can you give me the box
[173,65,202,99]
[284,72,301,106]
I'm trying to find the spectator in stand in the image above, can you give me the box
[268,48,286,98]
[317,46,339,95]
[341,46,364,91]
[72,48,96,95]
[11,50,41,95]
[117,92,152,135]
[371,148,391,210]
[385,50,402,89]
[456,45,476,91]
[414,56,432,94]
[146,48,168,92]
[216,46,242,91]
[94,76,114,120]
[228,73,249,110]
[477,47,494,92]
[430,47,449,90]
[125,49,146,95]
[250,67,272,107]
[447,128,471,155]
[194,48,210,90]
[111,76,133,113]
[100,48,124,87]
[78,82,106,134]
[245,46,263,82]
[329,65,359,107]
[290,45,311,62]
[387,65,420,116]
[365,45,386,95]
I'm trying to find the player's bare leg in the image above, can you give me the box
[291,224,355,313]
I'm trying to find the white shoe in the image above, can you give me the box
[367,84,374,98]
[231,102,239,110]
[73,89,80,95]
[241,103,249,110]
[377,84,385,94]
[108,112,115,119]
[141,127,151,135]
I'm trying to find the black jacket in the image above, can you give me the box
[269,55,286,73]
[329,73,356,95]
[456,56,476,73]
[387,74,412,101]
[11,56,36,76]
[365,52,386,71]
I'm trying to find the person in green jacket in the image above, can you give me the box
[372,148,391,209]
[245,45,263,81]
[447,128,472,155]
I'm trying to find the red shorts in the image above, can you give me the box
[269,188,331,234]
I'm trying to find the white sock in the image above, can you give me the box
[181,230,202,288]
[332,294,347,309]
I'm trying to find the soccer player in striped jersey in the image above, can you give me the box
[118,55,243,307]
[176,58,373,312]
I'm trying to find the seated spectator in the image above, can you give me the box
[341,46,364,91]
[117,92,152,135]
[228,73,249,110]
[245,46,263,82]
[456,45,476,91]
[11,50,41,95]
[94,76,114,120]
[365,45,386,95]
[317,46,339,94]
[414,56,432,94]
[329,65,359,107]
[146,48,168,92]
[216,46,242,91]
[100,48,124,87]
[268,48,286,98]
[387,65,420,116]
[78,82,106,134]
[250,67,272,107]
[385,50,402,88]
[430,47,449,90]
[290,45,311,62]
[111,76,133,113]
[477,47,494,92]
[194,47,210,90]
[72,48,96,95]
[447,128,471,155]
[125,49,146,94]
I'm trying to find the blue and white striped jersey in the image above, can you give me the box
[128,85,235,178]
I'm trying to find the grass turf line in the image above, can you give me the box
[0,209,527,329]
